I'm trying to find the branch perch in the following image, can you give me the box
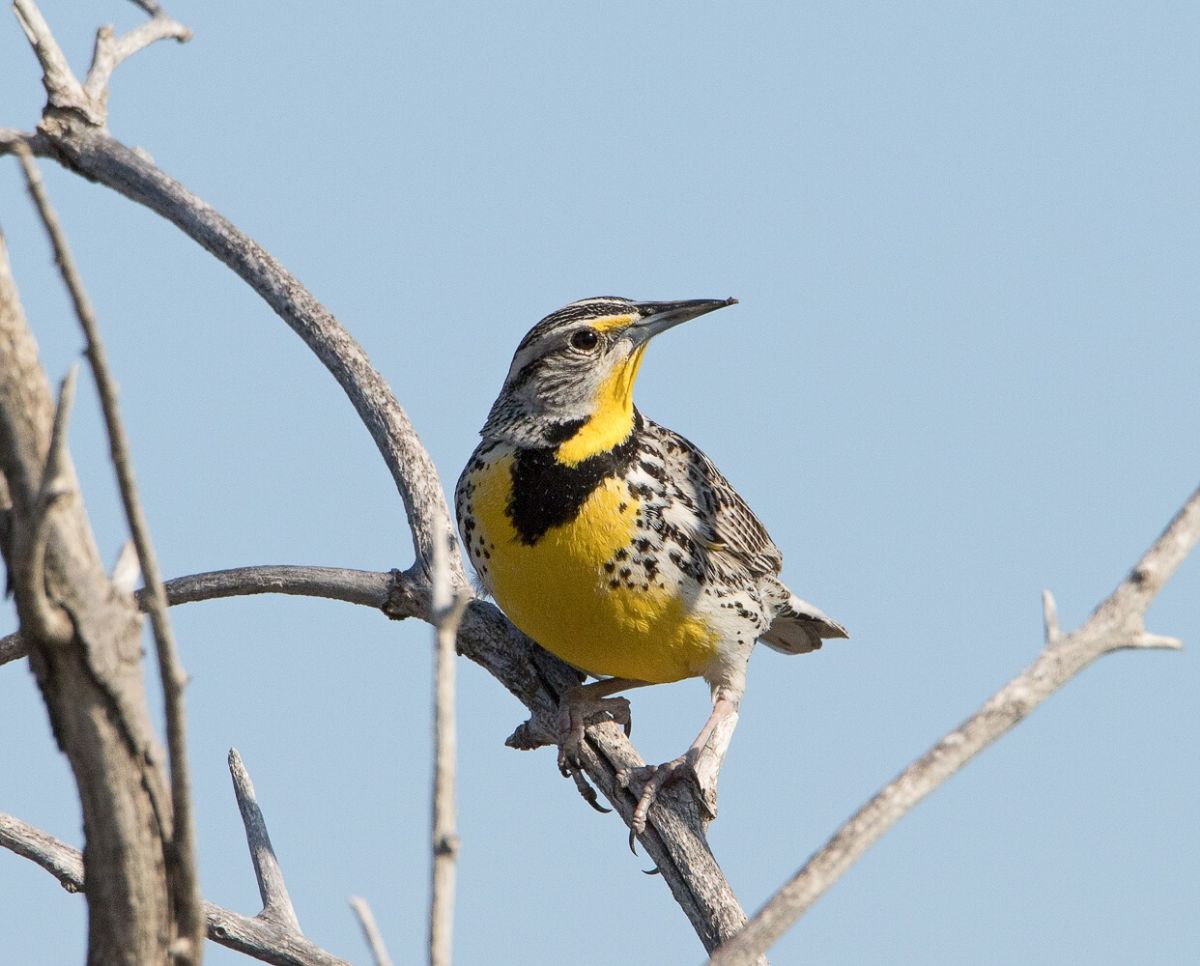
[709,484,1199,966]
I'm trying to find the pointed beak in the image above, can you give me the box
[628,297,738,344]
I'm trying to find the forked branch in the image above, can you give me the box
[1,2,751,952]
[708,484,1199,966]
[12,0,189,128]
[0,811,350,966]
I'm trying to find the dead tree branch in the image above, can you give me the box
[2,20,457,587]
[0,812,351,966]
[0,1,769,956]
[228,749,303,932]
[13,0,189,129]
[0,564,401,667]
[430,537,467,966]
[349,897,394,966]
[1,207,175,963]
[709,484,1199,966]
[16,141,204,960]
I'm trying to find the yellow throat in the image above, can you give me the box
[554,343,646,466]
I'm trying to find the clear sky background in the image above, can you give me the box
[2,2,1197,964]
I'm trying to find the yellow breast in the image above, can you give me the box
[466,451,718,684]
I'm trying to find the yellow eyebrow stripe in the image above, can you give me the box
[588,313,637,334]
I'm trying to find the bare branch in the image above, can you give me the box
[1,564,400,668]
[2,125,465,586]
[1041,588,1059,643]
[156,565,396,610]
[228,749,302,932]
[0,813,352,966]
[11,0,90,120]
[0,812,83,892]
[17,143,204,961]
[2,193,176,964]
[349,897,394,966]
[13,0,189,128]
[430,536,467,966]
[0,568,753,950]
[83,14,192,110]
[1,25,753,948]
[0,129,45,156]
[709,484,1200,966]
[0,631,27,667]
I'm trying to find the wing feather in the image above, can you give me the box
[642,418,783,579]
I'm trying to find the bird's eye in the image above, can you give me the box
[570,328,600,351]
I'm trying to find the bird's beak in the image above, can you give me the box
[628,298,738,345]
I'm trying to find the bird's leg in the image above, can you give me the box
[618,685,742,843]
[556,677,650,775]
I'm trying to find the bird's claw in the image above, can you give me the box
[554,691,633,812]
[556,694,632,772]
[617,752,700,853]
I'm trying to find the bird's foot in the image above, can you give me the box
[556,691,632,775]
[617,749,713,850]
[552,687,632,814]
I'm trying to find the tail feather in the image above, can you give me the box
[759,594,849,655]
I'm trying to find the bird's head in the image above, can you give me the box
[481,296,737,463]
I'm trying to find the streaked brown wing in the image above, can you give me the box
[643,419,783,579]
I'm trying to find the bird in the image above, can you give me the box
[455,296,847,836]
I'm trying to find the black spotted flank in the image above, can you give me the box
[506,425,641,545]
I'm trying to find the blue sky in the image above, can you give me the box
[2,2,1197,963]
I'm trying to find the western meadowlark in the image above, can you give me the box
[455,297,847,834]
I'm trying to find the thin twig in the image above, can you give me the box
[709,484,1200,966]
[429,535,467,966]
[1041,588,1060,643]
[228,748,302,931]
[16,144,204,962]
[83,7,191,109]
[0,812,350,966]
[349,897,395,966]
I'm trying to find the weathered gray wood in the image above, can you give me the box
[17,141,205,963]
[0,813,352,966]
[708,486,1199,966]
[0,223,174,965]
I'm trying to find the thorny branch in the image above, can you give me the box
[708,484,1199,966]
